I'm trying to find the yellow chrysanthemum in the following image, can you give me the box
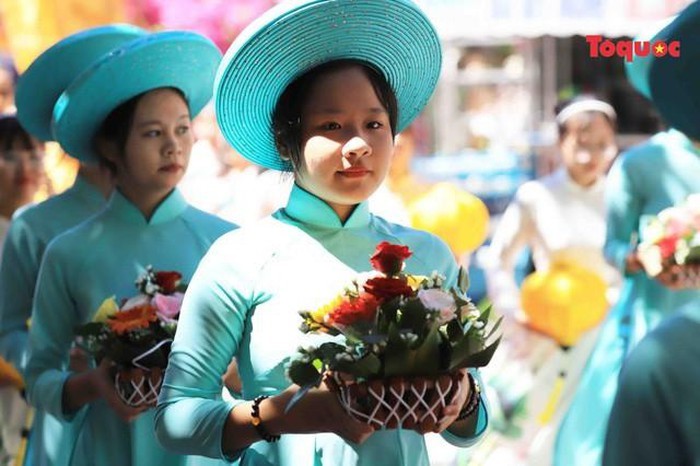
[309,294,344,324]
[93,296,119,323]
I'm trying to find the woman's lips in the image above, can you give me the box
[338,168,371,178]
[159,164,183,173]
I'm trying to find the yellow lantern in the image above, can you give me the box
[408,182,490,257]
[520,261,608,347]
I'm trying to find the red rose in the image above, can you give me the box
[370,242,412,275]
[328,293,380,326]
[154,271,182,294]
[363,277,414,301]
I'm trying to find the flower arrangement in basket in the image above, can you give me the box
[637,194,700,288]
[75,266,185,407]
[287,242,502,430]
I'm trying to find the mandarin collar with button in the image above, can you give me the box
[106,188,188,225]
[283,183,371,229]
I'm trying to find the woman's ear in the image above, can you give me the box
[94,135,120,165]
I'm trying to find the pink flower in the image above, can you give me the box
[152,292,184,322]
[418,289,456,324]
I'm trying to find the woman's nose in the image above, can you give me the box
[164,133,181,156]
[342,136,371,162]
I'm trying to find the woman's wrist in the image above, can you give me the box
[456,373,481,421]
[250,396,280,442]
[62,368,102,413]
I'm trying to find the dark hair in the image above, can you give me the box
[0,115,38,152]
[93,87,186,173]
[272,59,398,173]
[555,95,617,137]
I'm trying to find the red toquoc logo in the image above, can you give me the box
[586,35,680,62]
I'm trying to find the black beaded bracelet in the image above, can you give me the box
[456,373,481,421]
[251,395,280,443]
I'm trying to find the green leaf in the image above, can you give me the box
[449,336,502,370]
[333,353,381,378]
[383,325,444,377]
[485,315,504,341]
[478,305,492,324]
[315,342,346,360]
[397,297,429,333]
[376,298,401,333]
[457,267,470,294]
[383,323,409,376]
[411,325,445,375]
[287,360,322,387]
[74,322,108,337]
[445,319,464,342]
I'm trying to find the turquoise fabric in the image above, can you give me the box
[0,175,106,466]
[24,188,234,466]
[603,300,700,466]
[0,176,105,372]
[155,183,489,466]
[554,129,700,466]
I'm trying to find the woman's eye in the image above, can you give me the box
[144,130,160,137]
[321,122,341,130]
[176,126,190,135]
[367,121,384,129]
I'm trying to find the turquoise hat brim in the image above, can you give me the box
[650,1,700,141]
[53,31,222,162]
[624,16,676,99]
[214,0,442,171]
[16,24,147,142]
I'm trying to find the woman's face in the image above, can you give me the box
[297,65,394,219]
[0,138,44,213]
[115,88,193,195]
[559,113,616,187]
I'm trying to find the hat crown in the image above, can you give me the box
[15,24,147,142]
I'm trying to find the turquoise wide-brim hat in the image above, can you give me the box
[16,24,147,142]
[624,16,676,99]
[649,1,700,140]
[214,0,442,171]
[53,31,222,162]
